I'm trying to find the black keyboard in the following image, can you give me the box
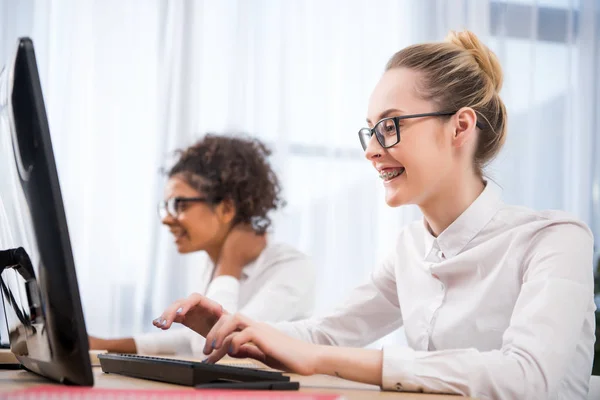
[98,353,290,386]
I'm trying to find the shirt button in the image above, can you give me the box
[439,281,445,291]
[437,250,444,259]
[395,382,403,391]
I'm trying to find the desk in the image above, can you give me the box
[0,367,465,399]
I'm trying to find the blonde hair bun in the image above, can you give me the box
[446,30,503,93]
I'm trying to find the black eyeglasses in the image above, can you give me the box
[358,111,483,151]
[158,197,208,219]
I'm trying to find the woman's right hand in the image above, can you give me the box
[153,293,226,337]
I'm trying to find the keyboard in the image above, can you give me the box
[98,353,290,386]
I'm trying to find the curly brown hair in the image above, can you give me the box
[167,134,284,234]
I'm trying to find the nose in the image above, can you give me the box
[364,134,383,161]
[161,213,176,226]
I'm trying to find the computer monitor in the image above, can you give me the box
[0,38,93,385]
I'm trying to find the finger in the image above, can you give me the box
[205,331,242,364]
[228,327,257,355]
[152,303,178,329]
[160,292,223,330]
[153,299,185,330]
[205,334,233,364]
[203,312,247,355]
[203,314,230,355]
[213,313,250,350]
[177,293,225,328]
[232,343,267,363]
[193,293,226,318]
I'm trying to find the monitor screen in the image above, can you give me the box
[0,37,93,386]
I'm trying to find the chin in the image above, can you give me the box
[382,173,416,207]
[176,246,190,254]
[175,242,194,254]
[384,187,413,207]
[385,196,407,207]
[176,239,208,254]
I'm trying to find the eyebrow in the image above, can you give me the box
[366,108,405,125]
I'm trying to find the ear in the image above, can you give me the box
[214,198,236,226]
[452,107,478,148]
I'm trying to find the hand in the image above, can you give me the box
[153,293,226,337]
[215,224,267,279]
[202,313,320,375]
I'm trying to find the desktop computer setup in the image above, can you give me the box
[0,37,297,391]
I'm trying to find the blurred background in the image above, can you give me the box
[0,0,599,352]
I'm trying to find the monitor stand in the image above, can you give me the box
[0,247,36,370]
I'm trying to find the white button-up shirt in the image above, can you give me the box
[135,242,316,357]
[277,182,596,399]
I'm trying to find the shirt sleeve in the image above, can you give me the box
[205,275,241,314]
[380,221,596,399]
[275,251,403,347]
[133,328,193,355]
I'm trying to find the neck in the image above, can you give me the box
[205,245,222,265]
[419,171,485,237]
[205,223,267,265]
[205,228,229,265]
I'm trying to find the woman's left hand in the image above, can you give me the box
[203,313,320,376]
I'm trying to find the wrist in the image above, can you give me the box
[313,344,332,375]
[313,346,384,385]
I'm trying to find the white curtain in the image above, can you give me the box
[1,0,598,346]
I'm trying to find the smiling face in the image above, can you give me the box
[160,176,233,254]
[364,67,468,207]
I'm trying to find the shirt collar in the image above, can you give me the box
[206,240,268,280]
[241,259,259,279]
[423,181,504,260]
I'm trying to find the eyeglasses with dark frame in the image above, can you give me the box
[158,197,209,219]
[358,111,484,151]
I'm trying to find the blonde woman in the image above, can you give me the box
[154,32,595,399]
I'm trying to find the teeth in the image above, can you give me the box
[379,169,403,180]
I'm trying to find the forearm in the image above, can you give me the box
[92,337,137,353]
[315,346,383,386]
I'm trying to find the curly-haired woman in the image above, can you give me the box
[89,134,315,357]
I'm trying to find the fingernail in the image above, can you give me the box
[176,307,183,314]
[201,359,208,364]
[153,318,160,324]
[161,319,167,326]
[211,339,216,349]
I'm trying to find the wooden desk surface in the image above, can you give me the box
[0,354,466,399]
